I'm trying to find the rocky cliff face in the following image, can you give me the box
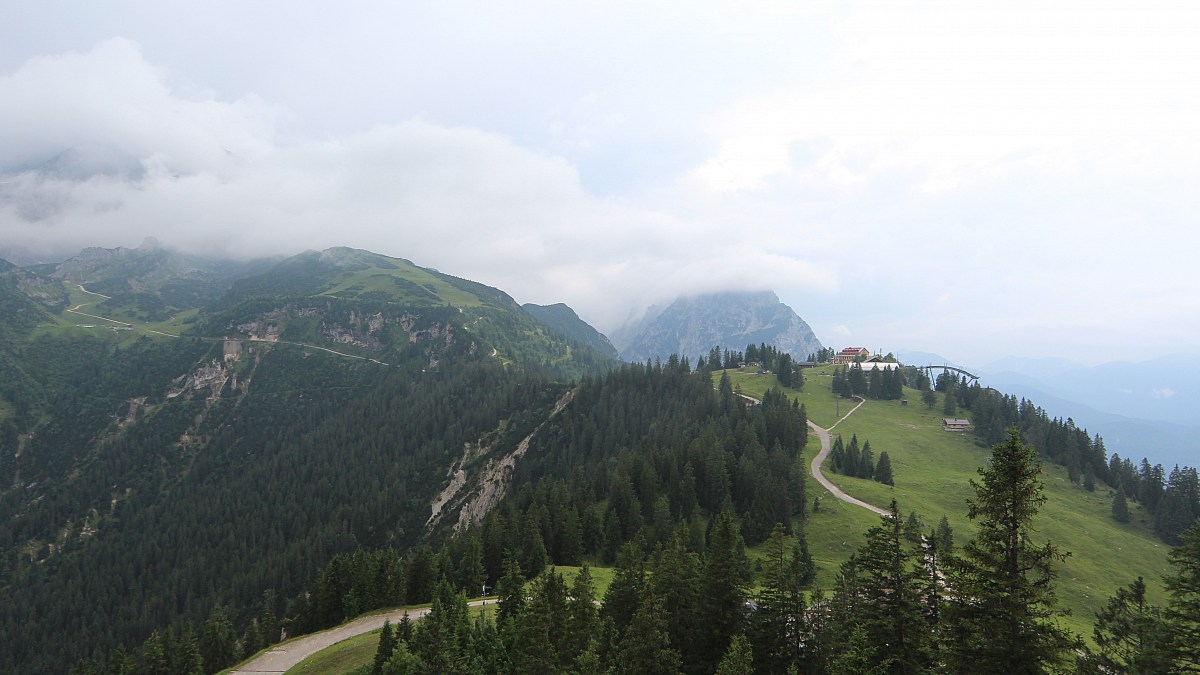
[613,290,823,363]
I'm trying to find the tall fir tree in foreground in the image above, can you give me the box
[1088,576,1169,673]
[943,429,1080,673]
[701,511,749,668]
[831,500,933,674]
[1164,521,1200,671]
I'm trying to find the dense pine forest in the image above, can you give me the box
[77,422,1200,674]
[0,247,616,673]
[4,247,1200,674]
[71,359,1200,674]
[2,339,572,673]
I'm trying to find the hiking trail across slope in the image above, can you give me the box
[808,397,888,517]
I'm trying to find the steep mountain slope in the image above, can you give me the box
[522,302,619,360]
[0,246,612,673]
[613,290,823,363]
[202,247,617,378]
[0,258,56,336]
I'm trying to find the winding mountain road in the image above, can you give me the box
[230,600,492,674]
[808,397,888,517]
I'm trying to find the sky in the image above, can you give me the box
[2,0,1199,368]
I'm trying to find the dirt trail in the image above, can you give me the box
[808,398,888,517]
[229,600,490,674]
[62,283,398,367]
[66,285,129,326]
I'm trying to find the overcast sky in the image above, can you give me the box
[2,1,1198,367]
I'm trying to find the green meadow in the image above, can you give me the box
[242,363,1177,671]
[317,256,485,308]
[717,365,1173,641]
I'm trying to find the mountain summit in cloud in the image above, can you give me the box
[612,290,823,364]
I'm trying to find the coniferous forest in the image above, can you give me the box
[3,248,1200,674]
[68,360,1200,675]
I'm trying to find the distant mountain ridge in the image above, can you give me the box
[522,302,619,359]
[897,350,1200,468]
[612,290,823,363]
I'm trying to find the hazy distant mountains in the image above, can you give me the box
[612,290,824,364]
[898,350,1200,469]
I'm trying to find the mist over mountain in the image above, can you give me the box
[612,290,823,364]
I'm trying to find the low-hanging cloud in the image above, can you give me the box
[0,38,837,333]
[4,3,1200,367]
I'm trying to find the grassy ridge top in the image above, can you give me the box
[223,248,506,309]
[717,365,1172,641]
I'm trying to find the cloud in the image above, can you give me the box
[0,38,839,333]
[687,1,1200,198]
[3,3,1200,365]
[1152,388,1176,400]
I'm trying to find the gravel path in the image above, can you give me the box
[808,399,888,517]
[230,600,491,674]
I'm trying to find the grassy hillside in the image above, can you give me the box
[717,365,1172,640]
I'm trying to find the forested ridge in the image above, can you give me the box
[72,357,814,674]
[4,245,1199,674]
[1,336,572,672]
[86,422,1200,674]
[0,248,616,674]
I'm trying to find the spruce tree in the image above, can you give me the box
[853,501,933,673]
[794,527,816,587]
[860,439,875,479]
[715,633,754,675]
[175,623,204,675]
[943,429,1080,673]
[904,511,922,543]
[1164,521,1200,670]
[563,564,599,665]
[373,620,397,675]
[922,388,937,409]
[1090,576,1169,672]
[830,435,846,474]
[845,435,860,478]
[495,555,526,630]
[874,450,894,485]
[260,590,279,646]
[751,524,800,672]
[142,630,169,675]
[412,578,472,672]
[615,589,683,675]
[935,515,954,554]
[701,511,748,667]
[1112,488,1131,523]
[649,526,703,672]
[200,605,239,674]
[601,536,646,638]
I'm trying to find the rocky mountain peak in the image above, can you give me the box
[612,290,823,363]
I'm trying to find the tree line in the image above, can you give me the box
[831,362,906,400]
[699,343,805,389]
[827,433,894,486]
[80,428,1200,674]
[945,373,1200,544]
